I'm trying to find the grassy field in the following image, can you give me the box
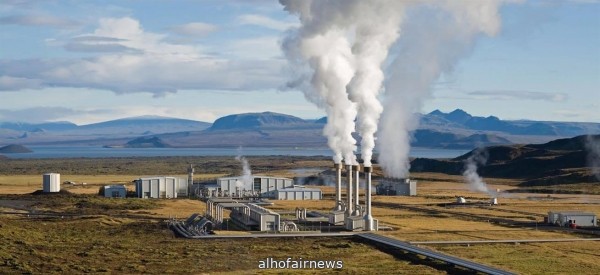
[1,156,599,274]
[0,214,443,274]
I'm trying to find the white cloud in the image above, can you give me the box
[170,22,218,37]
[0,107,79,122]
[467,90,568,102]
[0,76,42,91]
[238,14,298,31]
[226,36,282,59]
[0,17,285,96]
[0,14,80,28]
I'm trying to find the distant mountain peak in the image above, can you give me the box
[449,108,469,116]
[445,109,473,124]
[428,109,444,116]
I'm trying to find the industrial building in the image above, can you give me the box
[272,187,322,200]
[43,173,60,193]
[196,176,322,200]
[206,198,281,231]
[101,185,127,198]
[216,176,293,196]
[548,211,597,227]
[328,164,379,231]
[376,178,417,196]
[134,176,188,199]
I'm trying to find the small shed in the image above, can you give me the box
[102,185,127,198]
[376,178,417,196]
[548,211,597,227]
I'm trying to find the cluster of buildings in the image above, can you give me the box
[36,167,600,235]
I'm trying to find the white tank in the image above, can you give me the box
[490,197,498,205]
[43,173,61,193]
[457,196,466,204]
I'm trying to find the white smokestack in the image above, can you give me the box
[363,166,373,231]
[463,148,491,194]
[346,164,354,216]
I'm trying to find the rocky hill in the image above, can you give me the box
[124,136,171,148]
[410,135,600,186]
[208,112,312,131]
[0,144,33,153]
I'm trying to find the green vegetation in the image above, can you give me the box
[0,214,441,274]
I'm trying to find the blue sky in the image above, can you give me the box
[0,0,598,125]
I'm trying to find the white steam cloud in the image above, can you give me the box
[463,148,491,194]
[586,135,600,181]
[235,151,253,191]
[281,0,520,175]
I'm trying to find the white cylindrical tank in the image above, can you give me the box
[43,173,60,193]
[490,197,498,205]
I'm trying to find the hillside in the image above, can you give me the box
[422,109,600,136]
[208,112,312,131]
[123,136,171,148]
[79,116,211,134]
[0,144,33,154]
[410,135,600,186]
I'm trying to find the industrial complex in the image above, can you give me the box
[35,161,599,237]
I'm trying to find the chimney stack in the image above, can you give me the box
[364,166,374,231]
[187,164,194,197]
[346,164,354,216]
[352,164,360,216]
[334,163,343,211]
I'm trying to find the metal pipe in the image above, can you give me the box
[346,164,353,216]
[334,163,343,211]
[353,164,360,216]
[364,166,374,231]
[187,164,194,197]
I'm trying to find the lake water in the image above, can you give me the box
[3,146,469,159]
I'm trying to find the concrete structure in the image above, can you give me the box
[352,165,360,216]
[334,163,343,211]
[102,185,127,198]
[363,166,377,231]
[346,164,354,216]
[273,187,322,200]
[345,216,364,231]
[206,199,280,232]
[216,176,293,197]
[197,176,322,200]
[548,211,597,227]
[376,178,417,196]
[43,173,60,193]
[134,176,188,199]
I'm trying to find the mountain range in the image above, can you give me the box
[0,110,599,150]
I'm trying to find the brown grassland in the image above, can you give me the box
[0,156,599,274]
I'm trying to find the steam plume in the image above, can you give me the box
[463,148,490,194]
[378,1,514,178]
[235,151,253,190]
[586,135,600,181]
[346,3,405,167]
[281,0,519,174]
